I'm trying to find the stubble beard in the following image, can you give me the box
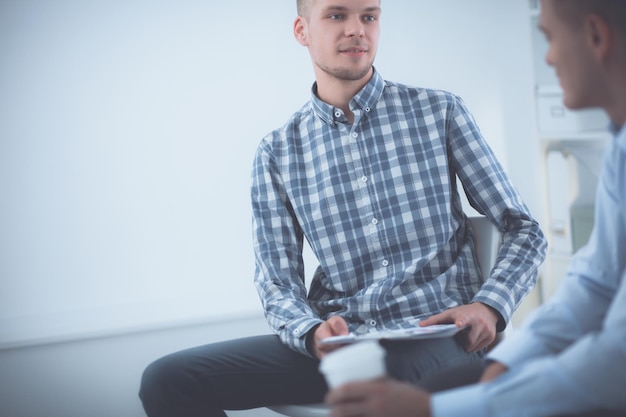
[319,62,373,82]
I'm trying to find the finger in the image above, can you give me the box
[317,342,344,357]
[327,316,350,335]
[314,322,333,341]
[466,335,486,352]
[328,402,363,417]
[315,319,350,358]
[342,402,370,417]
[465,326,494,352]
[463,328,478,351]
[474,332,496,351]
[325,387,347,406]
[419,311,453,326]
[463,317,495,351]
[325,382,366,406]
[464,319,490,350]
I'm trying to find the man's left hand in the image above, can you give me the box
[418,303,498,352]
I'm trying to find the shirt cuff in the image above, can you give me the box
[280,316,323,356]
[431,384,487,417]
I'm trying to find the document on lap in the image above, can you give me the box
[320,324,465,345]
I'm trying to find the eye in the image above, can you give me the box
[329,14,345,20]
[363,15,377,22]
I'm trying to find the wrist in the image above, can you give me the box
[305,323,321,357]
[475,302,504,330]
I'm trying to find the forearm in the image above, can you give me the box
[448,98,547,325]
[489,266,617,368]
[436,331,626,416]
[471,212,546,328]
[432,356,605,417]
[487,296,583,370]
[255,267,323,355]
[553,271,626,410]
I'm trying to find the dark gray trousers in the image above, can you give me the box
[139,333,482,417]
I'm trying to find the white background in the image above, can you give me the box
[0,0,541,349]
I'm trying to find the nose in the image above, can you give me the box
[345,16,365,37]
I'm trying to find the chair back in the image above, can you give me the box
[467,215,501,282]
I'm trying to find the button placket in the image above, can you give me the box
[347,125,387,280]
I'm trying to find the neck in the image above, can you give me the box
[605,95,626,128]
[603,66,626,127]
[603,35,626,126]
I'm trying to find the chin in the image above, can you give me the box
[561,84,598,110]
[562,93,585,110]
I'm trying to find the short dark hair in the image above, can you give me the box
[552,0,626,34]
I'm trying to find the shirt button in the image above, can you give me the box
[365,106,371,112]
[382,259,389,267]
[360,175,368,183]
[293,329,300,335]
[334,111,341,118]
[368,319,377,327]
[371,218,378,225]
[351,132,358,139]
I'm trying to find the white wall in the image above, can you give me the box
[0,0,312,348]
[0,0,541,350]
[0,2,543,415]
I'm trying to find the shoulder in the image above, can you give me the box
[256,101,313,158]
[381,80,470,122]
[382,80,467,114]
[384,80,461,104]
[261,102,312,143]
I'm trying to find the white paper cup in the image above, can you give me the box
[319,341,386,388]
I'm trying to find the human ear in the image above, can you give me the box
[293,16,309,46]
[586,14,612,60]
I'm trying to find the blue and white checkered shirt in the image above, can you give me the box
[251,69,547,356]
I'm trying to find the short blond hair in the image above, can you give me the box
[296,0,311,18]
[296,0,382,20]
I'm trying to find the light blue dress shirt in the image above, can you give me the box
[432,124,626,416]
[251,69,546,355]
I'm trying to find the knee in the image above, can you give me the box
[139,353,189,411]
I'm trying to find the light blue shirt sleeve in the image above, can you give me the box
[433,125,626,417]
[434,272,626,417]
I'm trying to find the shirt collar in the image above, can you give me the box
[310,67,385,125]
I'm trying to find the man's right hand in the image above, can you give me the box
[307,316,350,359]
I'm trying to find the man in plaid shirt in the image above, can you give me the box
[139,1,546,416]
